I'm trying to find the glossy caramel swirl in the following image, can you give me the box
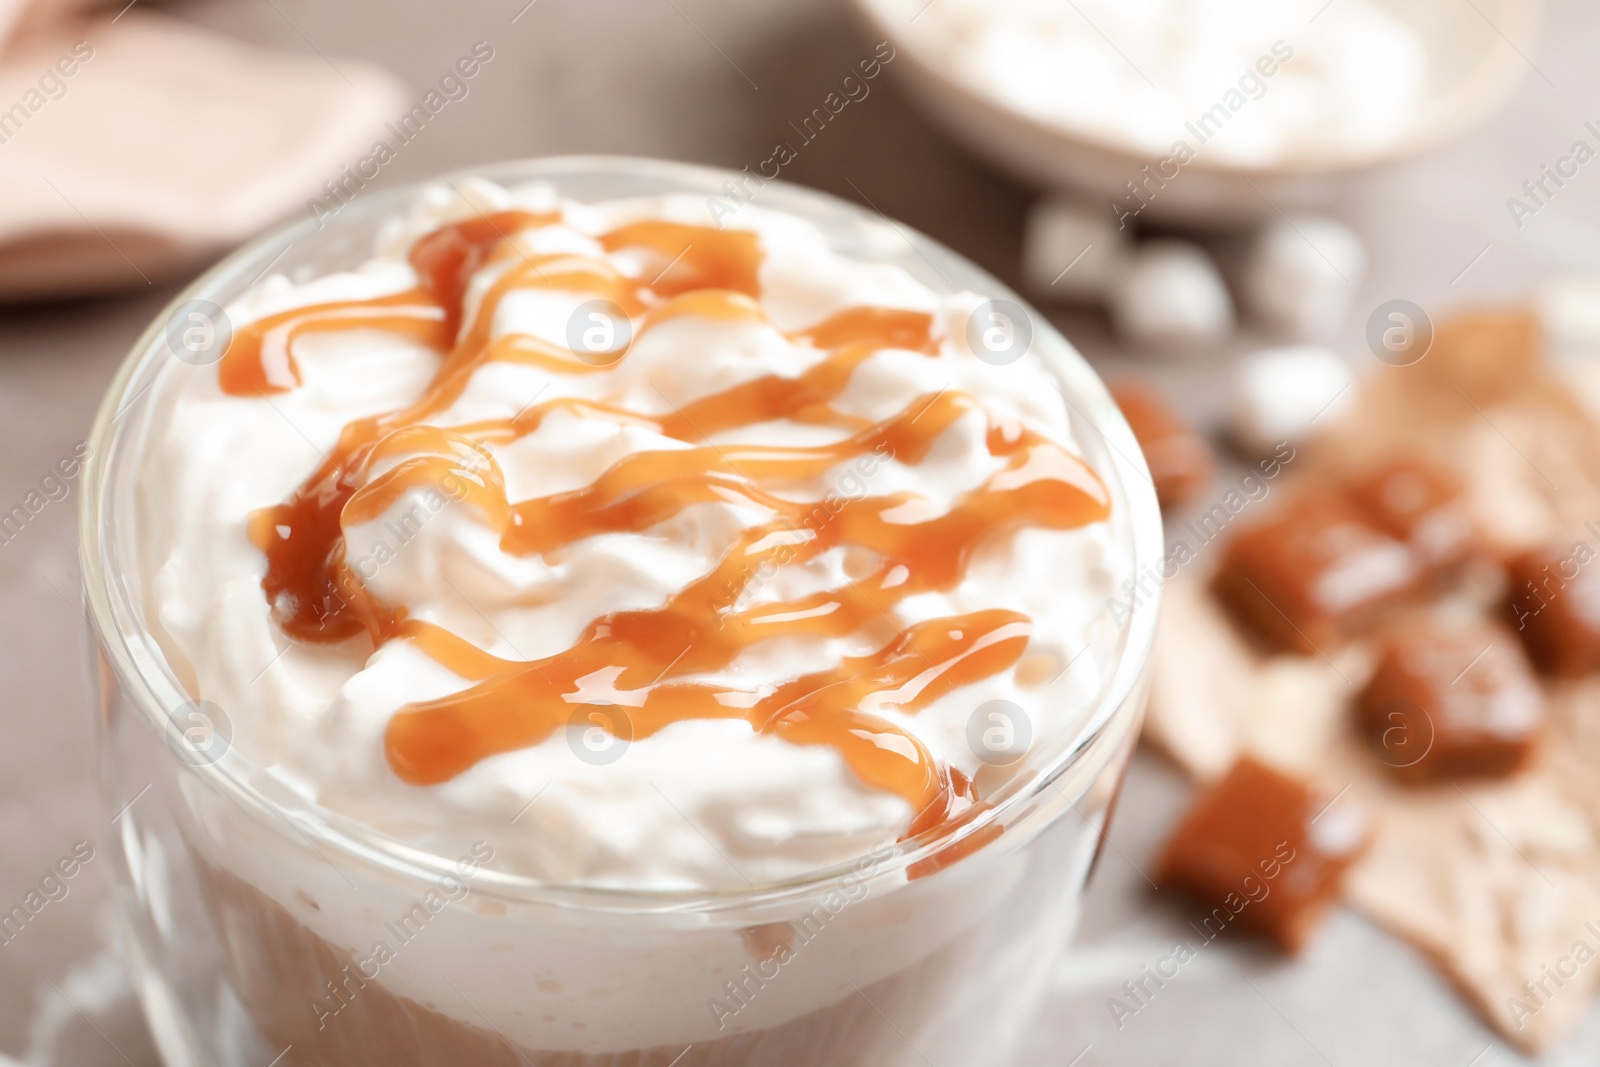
[219,209,1110,836]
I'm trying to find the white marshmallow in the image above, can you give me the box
[1539,276,1600,425]
[1242,215,1366,338]
[1109,240,1233,349]
[1021,193,1128,301]
[1230,345,1354,453]
[1536,276,1600,361]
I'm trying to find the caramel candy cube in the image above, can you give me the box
[1157,758,1368,953]
[1213,497,1420,654]
[1345,460,1478,578]
[1507,537,1600,676]
[1357,627,1544,782]
[1109,380,1214,510]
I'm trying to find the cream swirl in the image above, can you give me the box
[138,177,1125,889]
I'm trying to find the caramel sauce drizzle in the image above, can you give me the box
[221,209,1110,836]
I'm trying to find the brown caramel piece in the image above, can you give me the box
[1157,758,1368,953]
[1213,496,1420,654]
[1109,380,1214,509]
[1506,537,1600,676]
[1345,460,1478,578]
[1357,627,1544,782]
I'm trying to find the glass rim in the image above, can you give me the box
[78,154,1164,912]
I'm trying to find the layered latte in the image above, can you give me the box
[130,173,1129,1064]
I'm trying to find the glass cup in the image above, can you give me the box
[80,156,1163,1067]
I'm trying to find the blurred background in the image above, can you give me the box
[1,0,1597,1062]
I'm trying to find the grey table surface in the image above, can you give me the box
[3,0,1600,1063]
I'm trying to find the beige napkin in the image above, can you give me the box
[1143,318,1600,1052]
[0,7,405,299]
[0,0,99,48]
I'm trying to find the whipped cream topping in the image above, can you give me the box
[135,177,1125,891]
